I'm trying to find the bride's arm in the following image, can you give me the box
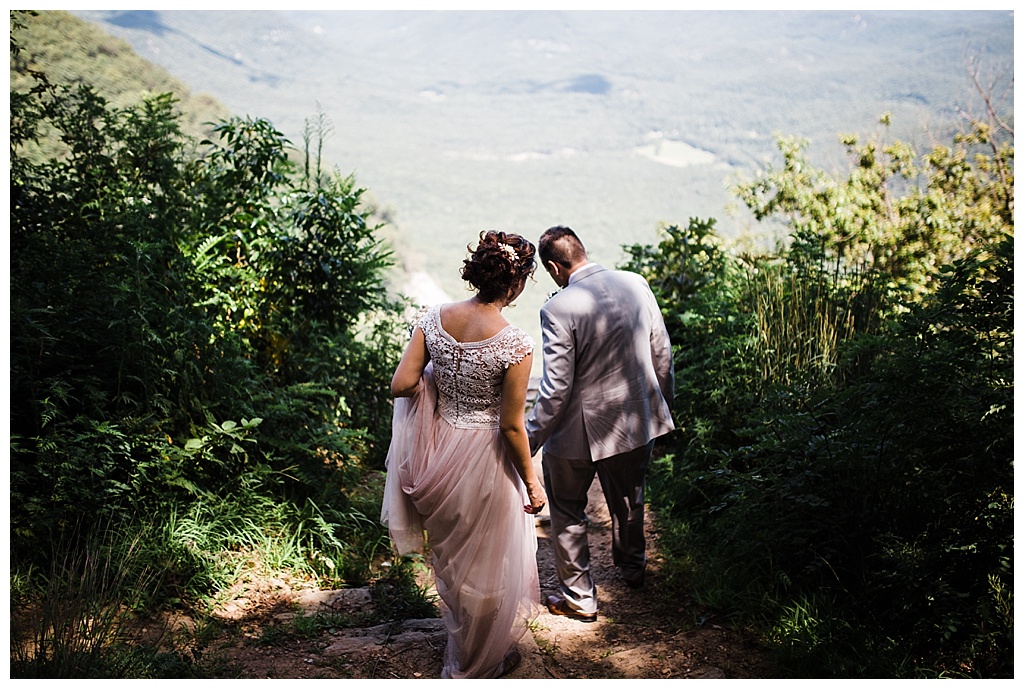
[391,327,429,398]
[500,351,546,514]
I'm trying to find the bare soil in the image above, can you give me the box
[194,466,773,680]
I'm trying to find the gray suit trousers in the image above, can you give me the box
[541,440,653,614]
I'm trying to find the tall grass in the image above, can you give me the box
[10,520,187,678]
[748,262,883,389]
[644,228,1013,676]
[10,485,395,677]
[153,491,391,605]
[370,556,439,622]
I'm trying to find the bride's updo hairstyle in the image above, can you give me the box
[461,230,536,304]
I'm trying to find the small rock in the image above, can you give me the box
[323,636,383,661]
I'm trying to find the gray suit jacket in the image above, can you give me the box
[526,263,675,461]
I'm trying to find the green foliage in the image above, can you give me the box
[637,109,1013,677]
[150,492,388,603]
[622,217,730,327]
[10,7,404,641]
[623,218,757,453]
[9,519,198,679]
[733,115,1011,302]
[369,557,440,622]
[838,234,1013,677]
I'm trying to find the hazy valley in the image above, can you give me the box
[71,9,1014,345]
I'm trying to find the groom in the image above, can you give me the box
[526,225,675,623]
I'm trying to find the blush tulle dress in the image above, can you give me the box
[381,306,541,678]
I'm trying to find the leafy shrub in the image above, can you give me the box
[10,12,403,619]
[634,113,1013,677]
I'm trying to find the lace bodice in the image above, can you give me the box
[418,305,534,429]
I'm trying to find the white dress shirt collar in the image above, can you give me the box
[568,262,602,285]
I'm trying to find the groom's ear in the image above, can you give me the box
[545,260,568,288]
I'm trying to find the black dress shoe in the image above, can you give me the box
[545,595,597,623]
[621,568,645,589]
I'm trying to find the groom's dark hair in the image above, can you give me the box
[539,226,587,269]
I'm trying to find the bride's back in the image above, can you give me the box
[438,300,509,343]
[418,304,533,430]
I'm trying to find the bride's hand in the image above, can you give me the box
[524,483,546,515]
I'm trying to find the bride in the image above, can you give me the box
[382,230,546,678]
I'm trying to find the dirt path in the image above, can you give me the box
[199,453,771,680]
[505,472,769,680]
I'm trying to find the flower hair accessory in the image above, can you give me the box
[499,243,518,261]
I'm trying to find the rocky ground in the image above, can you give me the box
[193,467,773,681]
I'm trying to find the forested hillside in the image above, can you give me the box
[9,9,1013,679]
[10,10,228,157]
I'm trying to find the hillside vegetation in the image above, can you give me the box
[10,11,415,286]
[10,10,228,158]
[9,9,1013,679]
